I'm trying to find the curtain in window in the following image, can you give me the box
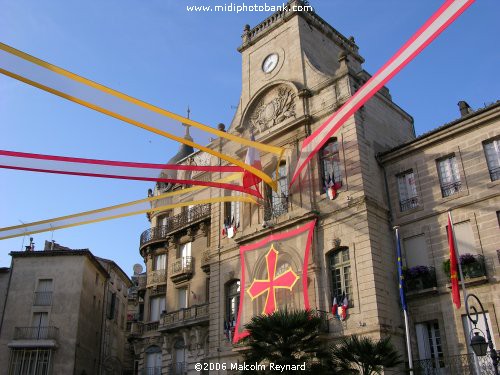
[397,171,417,201]
[438,156,460,185]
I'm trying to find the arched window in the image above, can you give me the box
[328,247,352,305]
[319,138,342,191]
[225,280,240,323]
[145,345,161,375]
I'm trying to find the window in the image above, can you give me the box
[173,339,186,375]
[265,163,288,220]
[415,321,444,369]
[154,254,167,271]
[483,138,500,181]
[319,138,342,189]
[328,247,352,305]
[107,292,116,320]
[8,348,53,375]
[275,262,296,310]
[403,234,429,268]
[452,221,477,255]
[149,296,166,322]
[178,242,192,269]
[145,345,162,375]
[177,287,188,310]
[226,280,240,323]
[34,279,53,306]
[224,191,241,228]
[397,170,418,211]
[437,155,461,197]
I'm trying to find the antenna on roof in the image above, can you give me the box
[187,105,191,119]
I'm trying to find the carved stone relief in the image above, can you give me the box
[245,86,296,134]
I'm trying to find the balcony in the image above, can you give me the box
[170,257,193,283]
[440,181,462,198]
[147,269,167,287]
[264,197,289,221]
[140,204,211,249]
[33,291,53,306]
[443,254,487,284]
[10,326,59,348]
[411,353,497,374]
[399,196,419,212]
[159,304,209,332]
[403,266,437,296]
[141,367,162,375]
[169,362,186,375]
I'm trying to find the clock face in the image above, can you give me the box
[262,53,279,73]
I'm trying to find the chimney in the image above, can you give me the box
[458,101,473,117]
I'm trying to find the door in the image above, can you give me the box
[32,312,49,339]
[416,321,444,374]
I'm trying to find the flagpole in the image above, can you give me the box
[448,210,468,304]
[394,226,413,374]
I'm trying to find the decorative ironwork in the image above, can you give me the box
[147,269,167,287]
[404,266,437,293]
[169,362,186,375]
[444,254,486,280]
[14,326,59,340]
[465,294,499,375]
[143,321,159,333]
[142,367,162,375]
[160,304,209,330]
[412,353,497,374]
[33,291,52,306]
[264,197,289,221]
[441,181,462,197]
[171,257,193,275]
[400,196,419,212]
[140,204,211,247]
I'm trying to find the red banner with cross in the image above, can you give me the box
[233,219,316,342]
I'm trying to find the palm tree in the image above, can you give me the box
[330,335,402,375]
[240,309,333,374]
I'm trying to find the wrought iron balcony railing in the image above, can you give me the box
[171,257,193,276]
[440,180,462,197]
[399,196,419,212]
[404,266,437,294]
[14,326,59,340]
[142,367,162,375]
[33,291,53,306]
[169,362,186,375]
[147,269,167,287]
[140,204,210,247]
[160,304,209,330]
[411,352,497,375]
[264,197,289,221]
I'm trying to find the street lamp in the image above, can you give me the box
[465,293,499,375]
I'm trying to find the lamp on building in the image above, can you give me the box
[470,331,488,357]
[465,293,499,375]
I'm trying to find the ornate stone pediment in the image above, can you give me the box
[239,85,297,134]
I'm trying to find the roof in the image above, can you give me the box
[96,257,133,287]
[379,100,500,158]
[9,249,110,278]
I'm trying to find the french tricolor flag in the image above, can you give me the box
[243,133,263,194]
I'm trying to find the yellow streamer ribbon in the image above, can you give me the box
[0,42,281,190]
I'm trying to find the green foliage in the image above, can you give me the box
[330,335,402,375]
[240,309,333,375]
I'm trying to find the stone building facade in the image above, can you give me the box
[127,2,499,375]
[0,245,133,375]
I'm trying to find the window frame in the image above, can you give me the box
[327,247,352,306]
[436,154,462,197]
[396,169,419,212]
[319,138,342,192]
[483,137,500,181]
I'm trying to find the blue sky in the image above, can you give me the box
[0,0,498,275]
